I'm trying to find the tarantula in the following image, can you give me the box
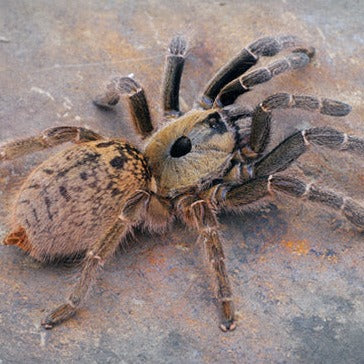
[1,35,363,331]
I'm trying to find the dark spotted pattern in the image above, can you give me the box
[32,208,39,223]
[110,156,127,169]
[96,141,116,148]
[115,144,152,181]
[44,196,53,221]
[57,152,101,178]
[59,186,71,201]
[29,184,40,189]
[111,188,122,197]
[14,139,152,259]
[43,168,54,175]
[79,172,88,180]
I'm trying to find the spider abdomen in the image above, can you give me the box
[8,140,151,261]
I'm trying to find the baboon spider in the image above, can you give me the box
[1,35,363,331]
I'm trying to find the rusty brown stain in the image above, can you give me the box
[281,239,310,256]
[147,254,167,267]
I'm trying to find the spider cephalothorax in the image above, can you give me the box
[145,109,238,195]
[1,35,363,331]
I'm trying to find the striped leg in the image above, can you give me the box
[198,35,308,109]
[162,35,187,118]
[203,228,235,331]
[268,175,364,229]
[253,127,364,177]
[94,77,153,138]
[41,190,150,329]
[207,176,364,229]
[0,126,102,161]
[176,196,236,331]
[41,217,129,329]
[248,93,351,155]
[214,50,313,108]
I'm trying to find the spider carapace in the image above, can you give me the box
[1,35,363,331]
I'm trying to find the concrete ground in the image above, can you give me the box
[0,0,363,363]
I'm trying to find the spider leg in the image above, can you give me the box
[249,93,352,156]
[223,125,364,226]
[203,228,235,332]
[92,79,120,109]
[269,175,364,229]
[252,127,364,177]
[162,35,187,118]
[208,176,364,229]
[214,50,314,108]
[41,190,150,329]
[198,35,310,109]
[176,196,236,331]
[0,126,102,161]
[94,76,153,138]
[41,217,129,329]
[206,177,270,210]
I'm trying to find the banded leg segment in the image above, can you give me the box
[176,196,236,331]
[249,93,352,155]
[207,177,271,211]
[92,80,120,109]
[94,77,153,138]
[204,229,235,331]
[41,190,150,329]
[208,175,364,229]
[0,126,102,161]
[253,127,364,177]
[214,50,313,108]
[162,35,187,117]
[199,35,304,109]
[269,176,364,228]
[42,217,129,329]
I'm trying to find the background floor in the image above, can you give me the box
[0,0,363,363]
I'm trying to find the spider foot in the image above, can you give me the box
[41,303,77,329]
[219,300,236,332]
[220,318,237,332]
[93,91,120,110]
[93,77,121,109]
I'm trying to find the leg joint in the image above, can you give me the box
[301,130,310,145]
[87,250,104,265]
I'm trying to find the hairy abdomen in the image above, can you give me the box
[9,140,151,261]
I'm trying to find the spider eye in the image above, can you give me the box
[170,136,192,158]
[207,113,227,134]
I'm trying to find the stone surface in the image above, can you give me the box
[0,0,363,363]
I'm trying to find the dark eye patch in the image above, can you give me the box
[170,136,192,158]
[206,113,227,134]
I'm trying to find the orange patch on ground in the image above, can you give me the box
[147,254,166,267]
[281,239,310,256]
